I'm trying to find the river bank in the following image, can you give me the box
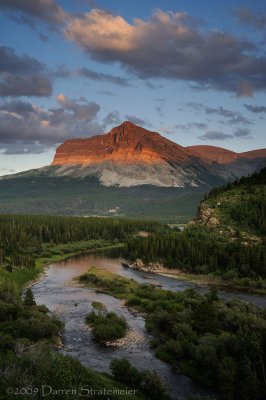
[0,240,123,291]
[31,253,211,400]
[77,256,265,399]
[128,258,266,295]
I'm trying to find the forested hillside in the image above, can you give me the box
[126,168,266,284]
[198,167,266,236]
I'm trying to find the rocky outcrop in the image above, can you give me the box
[133,259,163,272]
[197,207,220,227]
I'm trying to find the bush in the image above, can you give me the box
[24,288,36,307]
[110,359,170,400]
[86,311,128,343]
[110,358,141,387]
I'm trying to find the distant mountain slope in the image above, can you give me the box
[187,145,266,164]
[0,175,205,221]
[187,145,239,164]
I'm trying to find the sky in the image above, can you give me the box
[0,0,266,176]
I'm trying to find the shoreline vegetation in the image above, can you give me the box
[78,267,266,400]
[124,168,266,296]
[0,239,123,290]
[86,310,128,344]
[125,260,266,295]
[0,237,164,398]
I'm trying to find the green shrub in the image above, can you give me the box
[86,311,128,343]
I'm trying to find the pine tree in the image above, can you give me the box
[24,288,36,307]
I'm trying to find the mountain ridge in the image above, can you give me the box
[49,121,266,187]
[1,121,266,189]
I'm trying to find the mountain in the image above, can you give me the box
[187,145,266,164]
[0,121,265,220]
[39,121,265,188]
[186,145,239,164]
[50,121,225,188]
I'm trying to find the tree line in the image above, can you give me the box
[0,215,158,268]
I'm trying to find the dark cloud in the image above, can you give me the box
[236,7,266,31]
[77,67,130,87]
[56,94,100,121]
[174,122,207,133]
[156,105,164,117]
[0,46,52,97]
[103,111,120,127]
[199,131,233,141]
[244,104,266,113]
[65,9,266,95]
[233,128,252,138]
[52,66,130,87]
[124,115,149,127]
[174,124,190,132]
[0,0,68,27]
[98,90,116,97]
[189,122,207,130]
[144,81,163,90]
[187,103,251,125]
[199,127,253,141]
[0,96,102,154]
[38,32,49,42]
[205,106,251,125]
[186,102,202,111]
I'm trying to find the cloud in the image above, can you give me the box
[198,127,253,141]
[103,111,120,126]
[0,96,102,154]
[236,7,266,31]
[199,131,233,141]
[98,90,116,97]
[175,122,208,133]
[187,102,251,125]
[0,46,52,96]
[0,0,68,27]
[77,67,130,86]
[65,9,266,95]
[204,106,251,125]
[53,65,130,87]
[233,128,252,138]
[124,115,149,127]
[56,93,100,121]
[189,122,208,130]
[244,104,266,113]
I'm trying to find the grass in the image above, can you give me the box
[0,240,122,291]
[79,267,139,299]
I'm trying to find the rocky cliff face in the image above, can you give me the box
[50,121,266,188]
[52,121,194,166]
[51,121,222,187]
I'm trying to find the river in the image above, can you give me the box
[31,253,266,399]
